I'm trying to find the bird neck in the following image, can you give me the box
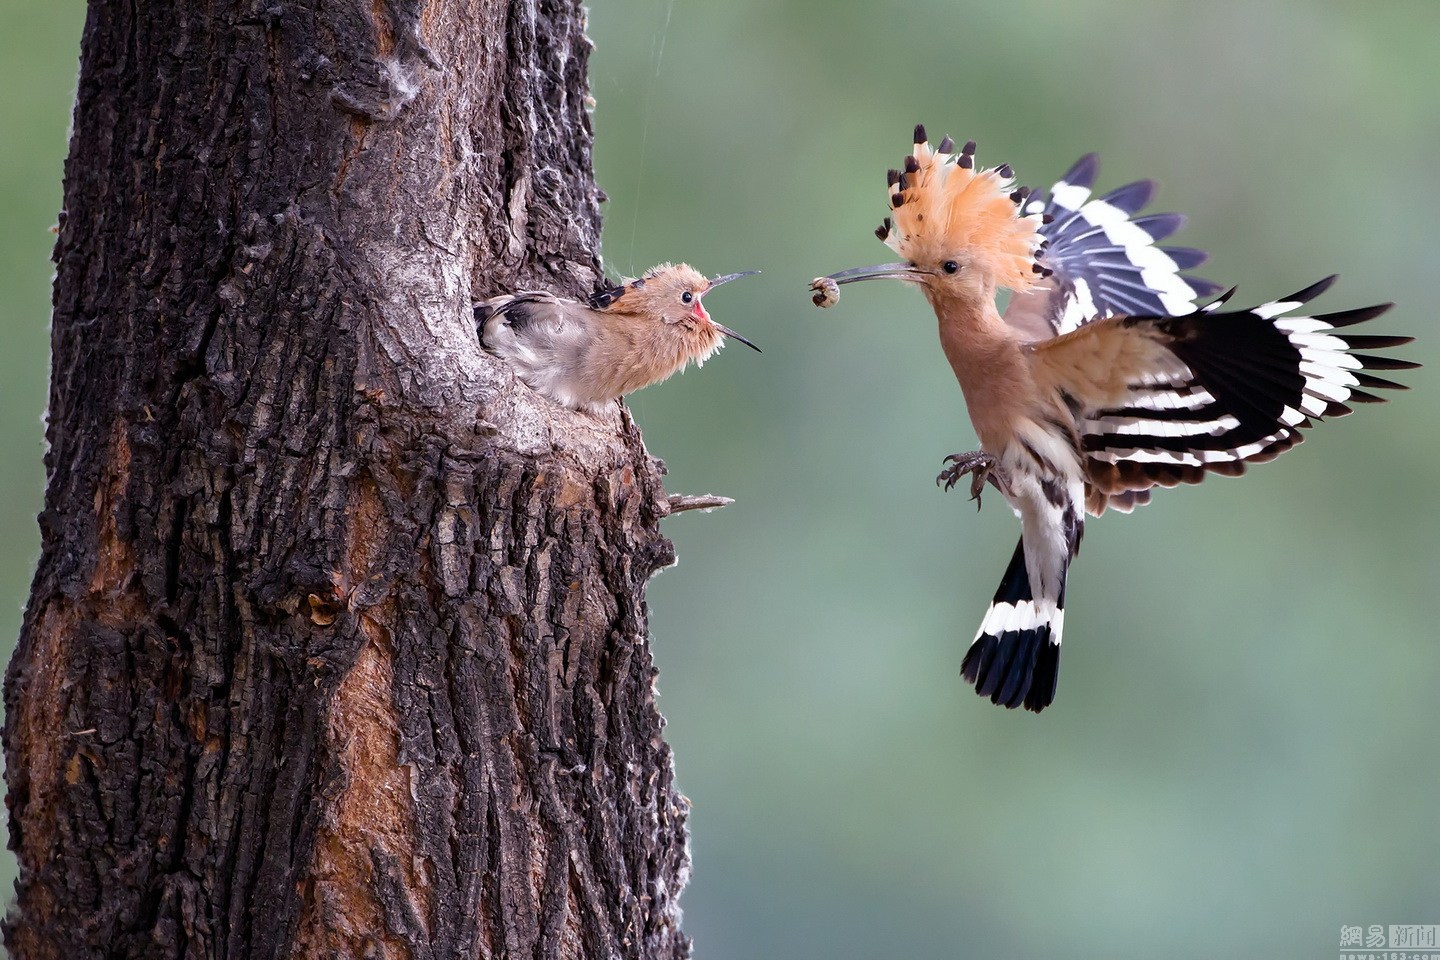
[929,285,1014,369]
[929,287,1031,448]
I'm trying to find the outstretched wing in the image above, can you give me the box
[1003,154,1225,341]
[1029,277,1418,515]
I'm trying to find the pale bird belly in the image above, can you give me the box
[996,432,1086,605]
[994,419,1085,553]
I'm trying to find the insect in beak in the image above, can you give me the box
[822,262,925,285]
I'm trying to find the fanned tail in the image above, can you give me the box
[961,538,1065,713]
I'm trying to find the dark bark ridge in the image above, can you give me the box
[5,2,694,958]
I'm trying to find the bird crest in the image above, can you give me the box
[876,126,1047,292]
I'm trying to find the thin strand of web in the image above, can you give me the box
[624,0,677,276]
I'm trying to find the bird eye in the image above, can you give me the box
[942,260,960,275]
[681,291,694,304]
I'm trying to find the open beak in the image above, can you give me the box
[702,270,762,352]
[713,322,761,353]
[823,262,924,285]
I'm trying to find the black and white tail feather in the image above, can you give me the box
[962,538,1068,713]
[1003,154,1224,340]
[1082,276,1418,512]
[961,447,1086,714]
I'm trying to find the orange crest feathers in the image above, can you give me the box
[876,126,1048,292]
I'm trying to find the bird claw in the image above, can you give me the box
[936,451,1007,509]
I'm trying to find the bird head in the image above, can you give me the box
[822,126,1048,305]
[591,263,761,354]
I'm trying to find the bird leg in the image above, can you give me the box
[936,451,1009,509]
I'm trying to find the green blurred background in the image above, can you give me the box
[2,2,1437,956]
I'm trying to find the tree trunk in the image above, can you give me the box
[4,3,694,958]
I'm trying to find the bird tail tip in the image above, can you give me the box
[961,538,1064,713]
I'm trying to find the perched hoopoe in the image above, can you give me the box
[818,125,1418,713]
[475,263,759,412]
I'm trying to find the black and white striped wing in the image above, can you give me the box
[1079,277,1416,512]
[1003,154,1225,340]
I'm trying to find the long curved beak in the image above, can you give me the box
[713,322,761,353]
[708,269,761,289]
[702,270,761,351]
[824,262,923,285]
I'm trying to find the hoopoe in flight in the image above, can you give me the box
[818,125,1417,713]
[476,264,759,412]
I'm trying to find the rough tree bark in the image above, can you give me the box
[4,3,698,958]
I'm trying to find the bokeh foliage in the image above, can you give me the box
[1,2,1435,957]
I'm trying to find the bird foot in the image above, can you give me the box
[936,451,1008,509]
